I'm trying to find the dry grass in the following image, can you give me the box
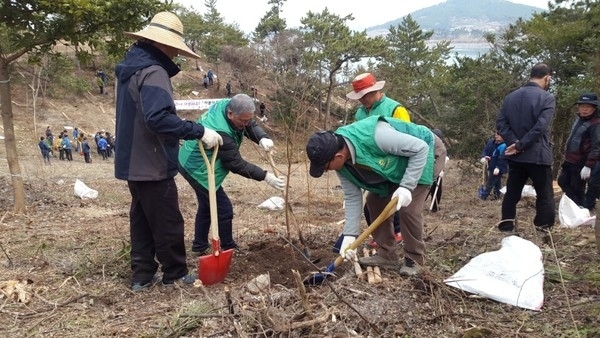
[0,70,599,338]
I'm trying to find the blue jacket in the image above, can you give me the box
[61,137,72,150]
[114,42,207,181]
[496,81,555,165]
[38,140,50,155]
[482,138,508,174]
[98,138,108,151]
[82,141,91,154]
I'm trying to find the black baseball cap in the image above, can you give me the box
[306,131,341,178]
[576,93,599,106]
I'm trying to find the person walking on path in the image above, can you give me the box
[479,131,508,200]
[178,94,285,255]
[496,63,556,233]
[82,137,92,163]
[557,93,600,208]
[114,11,223,291]
[38,136,51,165]
[226,80,232,97]
[61,134,73,161]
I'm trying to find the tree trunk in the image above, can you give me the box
[0,59,27,212]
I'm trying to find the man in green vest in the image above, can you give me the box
[306,115,435,276]
[347,72,411,122]
[179,94,285,255]
[346,72,411,241]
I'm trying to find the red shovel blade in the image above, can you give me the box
[198,239,233,286]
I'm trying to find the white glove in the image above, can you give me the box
[200,128,222,149]
[339,235,357,261]
[445,156,450,165]
[479,157,489,164]
[259,138,274,151]
[391,187,412,211]
[580,166,591,180]
[264,172,285,190]
[438,170,445,178]
[493,168,500,176]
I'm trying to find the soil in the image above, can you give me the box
[0,67,599,337]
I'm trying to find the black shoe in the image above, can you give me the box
[162,274,196,286]
[498,221,515,232]
[191,248,210,257]
[131,275,160,292]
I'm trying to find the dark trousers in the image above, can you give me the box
[482,172,502,200]
[83,152,90,163]
[428,177,443,210]
[500,161,555,231]
[584,161,600,209]
[127,179,188,284]
[100,149,107,160]
[59,148,65,160]
[557,162,585,206]
[64,149,73,161]
[179,168,236,252]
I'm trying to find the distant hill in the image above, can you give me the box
[367,0,544,40]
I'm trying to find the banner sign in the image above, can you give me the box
[174,99,225,111]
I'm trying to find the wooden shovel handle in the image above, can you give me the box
[333,196,398,267]
[266,150,284,178]
[199,143,219,246]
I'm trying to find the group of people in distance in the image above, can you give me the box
[112,11,589,292]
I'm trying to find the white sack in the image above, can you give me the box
[558,193,596,228]
[499,184,536,197]
[257,196,285,210]
[74,179,98,200]
[444,236,544,311]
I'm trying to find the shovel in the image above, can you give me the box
[198,144,234,285]
[478,161,487,199]
[266,150,312,259]
[304,196,398,286]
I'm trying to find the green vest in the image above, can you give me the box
[336,116,434,197]
[178,99,240,189]
[355,95,403,121]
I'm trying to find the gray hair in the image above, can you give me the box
[226,94,255,116]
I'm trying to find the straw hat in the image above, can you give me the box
[124,12,200,59]
[346,73,385,100]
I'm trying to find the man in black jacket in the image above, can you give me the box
[115,12,223,291]
[496,63,556,233]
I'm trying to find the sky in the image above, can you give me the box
[174,0,550,33]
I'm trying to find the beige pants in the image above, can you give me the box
[366,135,447,265]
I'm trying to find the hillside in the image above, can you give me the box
[0,59,598,337]
[367,0,544,40]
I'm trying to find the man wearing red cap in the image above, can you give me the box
[347,73,411,122]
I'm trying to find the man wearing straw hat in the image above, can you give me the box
[114,12,223,292]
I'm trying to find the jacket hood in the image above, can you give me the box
[115,42,180,84]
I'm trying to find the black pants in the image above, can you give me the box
[557,162,585,207]
[584,162,600,209]
[179,167,236,252]
[83,152,90,163]
[500,161,555,231]
[481,173,502,200]
[127,179,188,284]
[428,177,443,210]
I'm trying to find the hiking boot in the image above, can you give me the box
[131,275,160,292]
[399,257,420,276]
[358,254,401,269]
[162,274,196,286]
